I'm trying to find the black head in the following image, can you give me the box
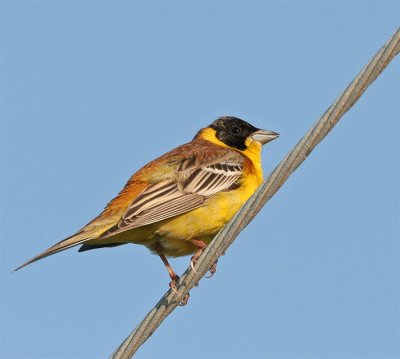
[209,116,260,151]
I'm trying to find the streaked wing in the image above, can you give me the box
[180,162,243,196]
[117,181,206,229]
[103,158,243,237]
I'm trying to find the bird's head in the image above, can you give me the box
[203,116,279,151]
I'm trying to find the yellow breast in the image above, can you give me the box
[151,130,264,257]
[156,159,260,239]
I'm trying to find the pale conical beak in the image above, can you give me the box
[250,129,280,145]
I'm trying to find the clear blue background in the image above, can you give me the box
[1,2,399,358]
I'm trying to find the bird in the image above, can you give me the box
[15,116,279,294]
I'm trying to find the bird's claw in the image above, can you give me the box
[190,256,198,273]
[169,276,180,295]
[205,259,218,278]
[178,293,190,306]
[169,276,191,305]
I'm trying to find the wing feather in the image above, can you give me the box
[102,154,244,237]
[125,193,205,228]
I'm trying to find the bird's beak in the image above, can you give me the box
[250,129,280,145]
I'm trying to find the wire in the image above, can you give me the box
[110,27,400,359]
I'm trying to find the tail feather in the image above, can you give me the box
[14,232,90,272]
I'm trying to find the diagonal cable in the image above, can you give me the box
[110,27,400,359]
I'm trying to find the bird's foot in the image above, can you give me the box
[189,239,207,273]
[190,254,199,273]
[169,275,180,295]
[178,293,190,306]
[168,276,191,305]
[205,259,218,278]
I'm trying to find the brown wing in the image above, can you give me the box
[102,153,244,237]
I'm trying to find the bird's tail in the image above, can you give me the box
[14,231,91,271]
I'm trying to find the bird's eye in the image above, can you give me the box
[232,127,241,134]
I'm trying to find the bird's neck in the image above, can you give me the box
[242,139,264,185]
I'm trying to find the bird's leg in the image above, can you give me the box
[159,254,190,306]
[189,239,207,272]
[159,254,180,294]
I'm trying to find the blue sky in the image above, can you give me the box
[1,2,399,359]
